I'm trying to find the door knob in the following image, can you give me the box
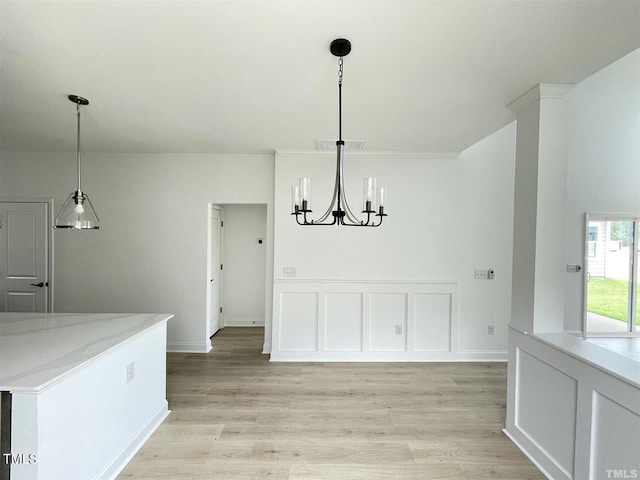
[30,282,45,287]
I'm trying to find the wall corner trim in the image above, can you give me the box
[507,83,575,112]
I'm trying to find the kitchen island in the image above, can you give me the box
[0,312,172,480]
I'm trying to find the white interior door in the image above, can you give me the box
[0,202,49,312]
[209,207,222,336]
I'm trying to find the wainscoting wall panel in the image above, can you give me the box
[278,292,318,351]
[413,293,452,352]
[505,327,640,480]
[272,280,472,361]
[590,392,640,477]
[324,293,363,352]
[515,349,577,478]
[369,293,407,352]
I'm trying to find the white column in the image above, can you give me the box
[508,84,574,333]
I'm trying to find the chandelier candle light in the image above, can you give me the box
[291,38,387,227]
[54,95,101,230]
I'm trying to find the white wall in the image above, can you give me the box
[564,48,640,331]
[0,152,274,352]
[221,204,267,326]
[273,122,516,357]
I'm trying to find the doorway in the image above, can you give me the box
[206,203,268,349]
[207,205,223,338]
[0,200,52,312]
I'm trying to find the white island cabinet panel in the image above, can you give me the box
[0,312,172,480]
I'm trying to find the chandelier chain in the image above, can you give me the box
[338,56,343,86]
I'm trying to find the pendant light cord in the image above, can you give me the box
[76,103,82,193]
[338,56,343,142]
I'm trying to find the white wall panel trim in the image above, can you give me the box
[269,280,498,362]
[506,328,640,480]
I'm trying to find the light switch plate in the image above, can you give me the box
[283,267,298,278]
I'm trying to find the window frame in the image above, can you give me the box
[582,212,639,338]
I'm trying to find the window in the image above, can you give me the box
[584,214,639,336]
[587,226,598,257]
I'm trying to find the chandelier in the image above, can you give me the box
[291,39,387,227]
[54,95,101,230]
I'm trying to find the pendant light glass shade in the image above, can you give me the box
[54,95,101,230]
[55,191,100,229]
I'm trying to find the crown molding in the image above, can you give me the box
[507,83,575,112]
[275,150,460,161]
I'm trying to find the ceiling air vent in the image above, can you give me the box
[316,139,366,151]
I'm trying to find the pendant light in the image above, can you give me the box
[54,95,101,230]
[291,38,387,227]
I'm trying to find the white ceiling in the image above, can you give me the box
[1,1,638,154]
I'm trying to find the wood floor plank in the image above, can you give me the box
[251,441,415,464]
[289,463,466,480]
[408,440,535,466]
[118,327,545,480]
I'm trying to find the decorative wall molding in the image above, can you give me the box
[507,83,575,112]
[275,150,461,161]
[505,327,640,480]
[269,280,505,362]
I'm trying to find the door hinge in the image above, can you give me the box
[220,264,223,270]
[219,307,223,314]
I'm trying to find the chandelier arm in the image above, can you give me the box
[297,210,337,226]
[337,144,360,223]
[315,152,341,223]
[340,214,383,227]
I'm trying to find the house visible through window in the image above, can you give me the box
[585,215,639,336]
[587,226,598,257]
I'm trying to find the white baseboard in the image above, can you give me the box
[269,351,508,362]
[263,341,272,354]
[167,342,212,353]
[502,428,553,480]
[456,350,508,361]
[224,317,265,327]
[96,402,170,480]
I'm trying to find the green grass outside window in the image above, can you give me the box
[587,278,640,325]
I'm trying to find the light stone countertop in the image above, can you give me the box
[0,312,172,392]
[535,332,640,388]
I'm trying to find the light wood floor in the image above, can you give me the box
[119,328,545,480]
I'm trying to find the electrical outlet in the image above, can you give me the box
[126,362,135,383]
[395,324,403,335]
[283,267,298,278]
[488,324,495,336]
[474,269,489,279]
[474,269,495,280]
